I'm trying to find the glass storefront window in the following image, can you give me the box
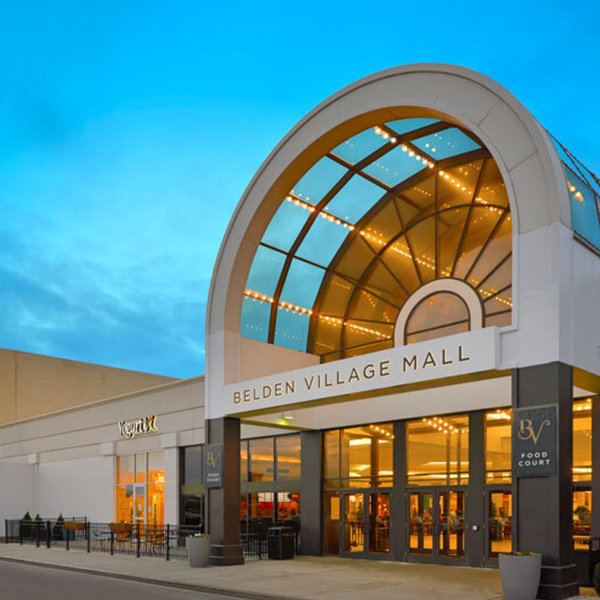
[573,398,592,481]
[489,491,512,558]
[240,440,248,482]
[115,452,164,526]
[117,455,134,484]
[485,409,512,483]
[249,438,274,482]
[277,491,300,523]
[407,414,469,486]
[276,435,301,481]
[325,423,394,488]
[183,445,203,486]
[573,489,591,550]
[135,453,146,483]
[148,452,164,483]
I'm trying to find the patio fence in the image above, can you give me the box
[4,518,298,561]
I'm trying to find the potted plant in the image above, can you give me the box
[186,533,211,567]
[499,551,542,600]
[65,521,86,531]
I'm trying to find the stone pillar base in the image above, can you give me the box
[209,543,244,566]
[538,564,579,599]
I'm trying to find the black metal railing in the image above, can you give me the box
[4,518,299,561]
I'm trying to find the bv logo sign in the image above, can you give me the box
[512,406,557,478]
[517,418,551,445]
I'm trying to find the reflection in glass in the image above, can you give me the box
[485,409,512,484]
[407,415,469,486]
[276,435,301,481]
[573,398,592,482]
[249,438,274,482]
[573,489,592,550]
[439,491,465,558]
[489,491,512,557]
[343,493,365,552]
[409,492,433,555]
[117,455,134,484]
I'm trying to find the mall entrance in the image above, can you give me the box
[408,488,466,562]
[340,490,391,558]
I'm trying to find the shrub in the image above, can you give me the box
[593,562,600,595]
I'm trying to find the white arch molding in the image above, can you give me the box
[394,279,484,347]
[205,63,571,418]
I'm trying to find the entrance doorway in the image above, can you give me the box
[340,490,391,558]
[408,489,466,561]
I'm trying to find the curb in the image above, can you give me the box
[0,555,305,600]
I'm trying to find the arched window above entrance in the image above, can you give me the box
[395,279,483,346]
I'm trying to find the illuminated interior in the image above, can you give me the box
[115,452,165,526]
[242,117,513,360]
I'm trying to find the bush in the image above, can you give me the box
[593,561,600,594]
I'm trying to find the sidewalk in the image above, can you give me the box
[0,544,593,600]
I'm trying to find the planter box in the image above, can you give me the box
[109,523,132,535]
[186,536,211,568]
[65,522,86,531]
[499,553,542,600]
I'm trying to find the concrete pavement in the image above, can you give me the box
[0,543,593,600]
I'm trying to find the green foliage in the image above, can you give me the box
[593,561,600,594]
[22,512,31,521]
[56,513,64,523]
[34,514,41,521]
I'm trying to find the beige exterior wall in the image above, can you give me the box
[0,349,176,425]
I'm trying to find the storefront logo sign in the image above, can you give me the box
[512,406,557,477]
[118,415,158,439]
[204,444,223,488]
[225,327,498,415]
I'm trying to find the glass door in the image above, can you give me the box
[340,490,391,558]
[488,490,512,558]
[342,492,366,554]
[408,488,466,562]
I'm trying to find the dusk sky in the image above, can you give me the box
[1,1,599,378]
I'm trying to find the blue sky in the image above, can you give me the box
[1,1,599,378]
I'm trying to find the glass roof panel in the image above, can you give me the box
[262,198,310,252]
[345,339,394,358]
[453,208,505,282]
[483,286,512,315]
[437,207,470,278]
[318,274,354,317]
[240,296,271,343]
[274,311,310,352]
[385,118,438,135]
[406,292,469,333]
[476,160,509,208]
[437,160,484,210]
[330,128,387,165]
[291,156,347,205]
[412,128,479,160]
[469,214,512,288]
[361,199,403,251]
[325,174,384,223]
[362,261,408,306]
[380,235,421,293]
[479,255,511,299]
[312,317,343,355]
[565,165,600,250]
[280,259,325,308]
[405,217,436,283]
[344,319,393,349]
[295,215,351,265]
[362,146,424,187]
[335,235,376,281]
[246,245,286,296]
[348,288,398,323]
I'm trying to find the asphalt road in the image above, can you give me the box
[0,561,254,600]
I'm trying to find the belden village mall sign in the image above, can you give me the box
[225,327,500,415]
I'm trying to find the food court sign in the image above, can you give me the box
[225,327,499,415]
[512,405,557,477]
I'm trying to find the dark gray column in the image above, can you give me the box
[512,363,578,599]
[591,396,600,538]
[206,417,244,565]
[300,430,322,555]
[466,411,485,567]
[391,421,407,561]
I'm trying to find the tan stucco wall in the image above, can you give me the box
[0,349,177,424]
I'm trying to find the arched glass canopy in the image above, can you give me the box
[242,117,514,361]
